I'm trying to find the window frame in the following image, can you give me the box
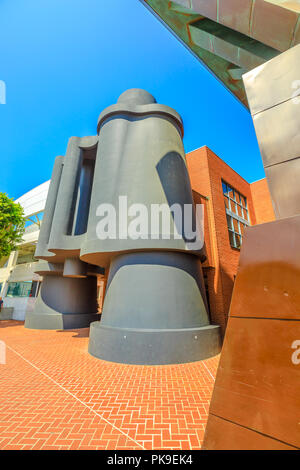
[6,281,33,298]
[222,180,250,250]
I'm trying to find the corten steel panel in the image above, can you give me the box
[265,158,300,219]
[252,100,300,167]
[190,0,218,20]
[243,44,300,115]
[252,0,298,51]
[204,216,300,449]
[189,20,278,70]
[203,415,297,450]
[142,0,250,106]
[218,0,253,36]
[208,317,300,448]
[230,216,300,319]
[142,0,300,108]
[173,0,191,7]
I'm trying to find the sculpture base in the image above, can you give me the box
[25,274,99,330]
[88,322,221,365]
[25,312,99,330]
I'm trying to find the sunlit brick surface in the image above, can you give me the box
[0,321,219,450]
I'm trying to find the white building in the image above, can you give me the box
[0,181,50,320]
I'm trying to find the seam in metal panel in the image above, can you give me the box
[230,316,300,321]
[251,93,300,116]
[264,155,300,169]
[138,0,249,110]
[209,413,300,449]
[249,0,256,37]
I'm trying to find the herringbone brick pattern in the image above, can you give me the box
[0,320,219,450]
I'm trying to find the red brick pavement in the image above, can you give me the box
[0,320,219,450]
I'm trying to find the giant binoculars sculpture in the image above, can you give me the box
[25,89,221,364]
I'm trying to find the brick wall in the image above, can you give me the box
[186,146,274,336]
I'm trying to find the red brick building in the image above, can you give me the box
[187,146,275,336]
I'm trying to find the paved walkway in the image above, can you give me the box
[0,320,219,450]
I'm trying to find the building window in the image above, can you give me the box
[30,281,41,298]
[16,244,37,265]
[6,281,32,298]
[222,180,250,250]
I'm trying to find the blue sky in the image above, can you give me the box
[0,0,264,200]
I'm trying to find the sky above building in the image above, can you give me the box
[0,0,265,199]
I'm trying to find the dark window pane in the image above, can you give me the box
[222,181,228,194]
[224,196,230,209]
[226,215,233,230]
[235,234,241,249]
[30,281,39,298]
[228,187,234,199]
[229,231,235,248]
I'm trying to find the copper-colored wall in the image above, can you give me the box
[251,178,275,224]
[203,216,300,449]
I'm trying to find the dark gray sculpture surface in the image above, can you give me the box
[26,88,221,365]
[83,89,221,364]
[25,137,104,330]
[88,252,221,365]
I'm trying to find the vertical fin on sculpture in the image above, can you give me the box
[25,137,104,330]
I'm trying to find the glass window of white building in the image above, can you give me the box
[6,281,32,297]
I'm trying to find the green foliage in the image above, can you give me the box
[0,193,25,258]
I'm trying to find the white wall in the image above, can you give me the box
[16,180,50,218]
[4,297,31,321]
[9,262,41,282]
[0,181,50,321]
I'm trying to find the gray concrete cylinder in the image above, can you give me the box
[80,88,203,266]
[25,274,99,330]
[63,258,87,278]
[89,252,220,364]
[26,136,102,330]
[86,88,221,364]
